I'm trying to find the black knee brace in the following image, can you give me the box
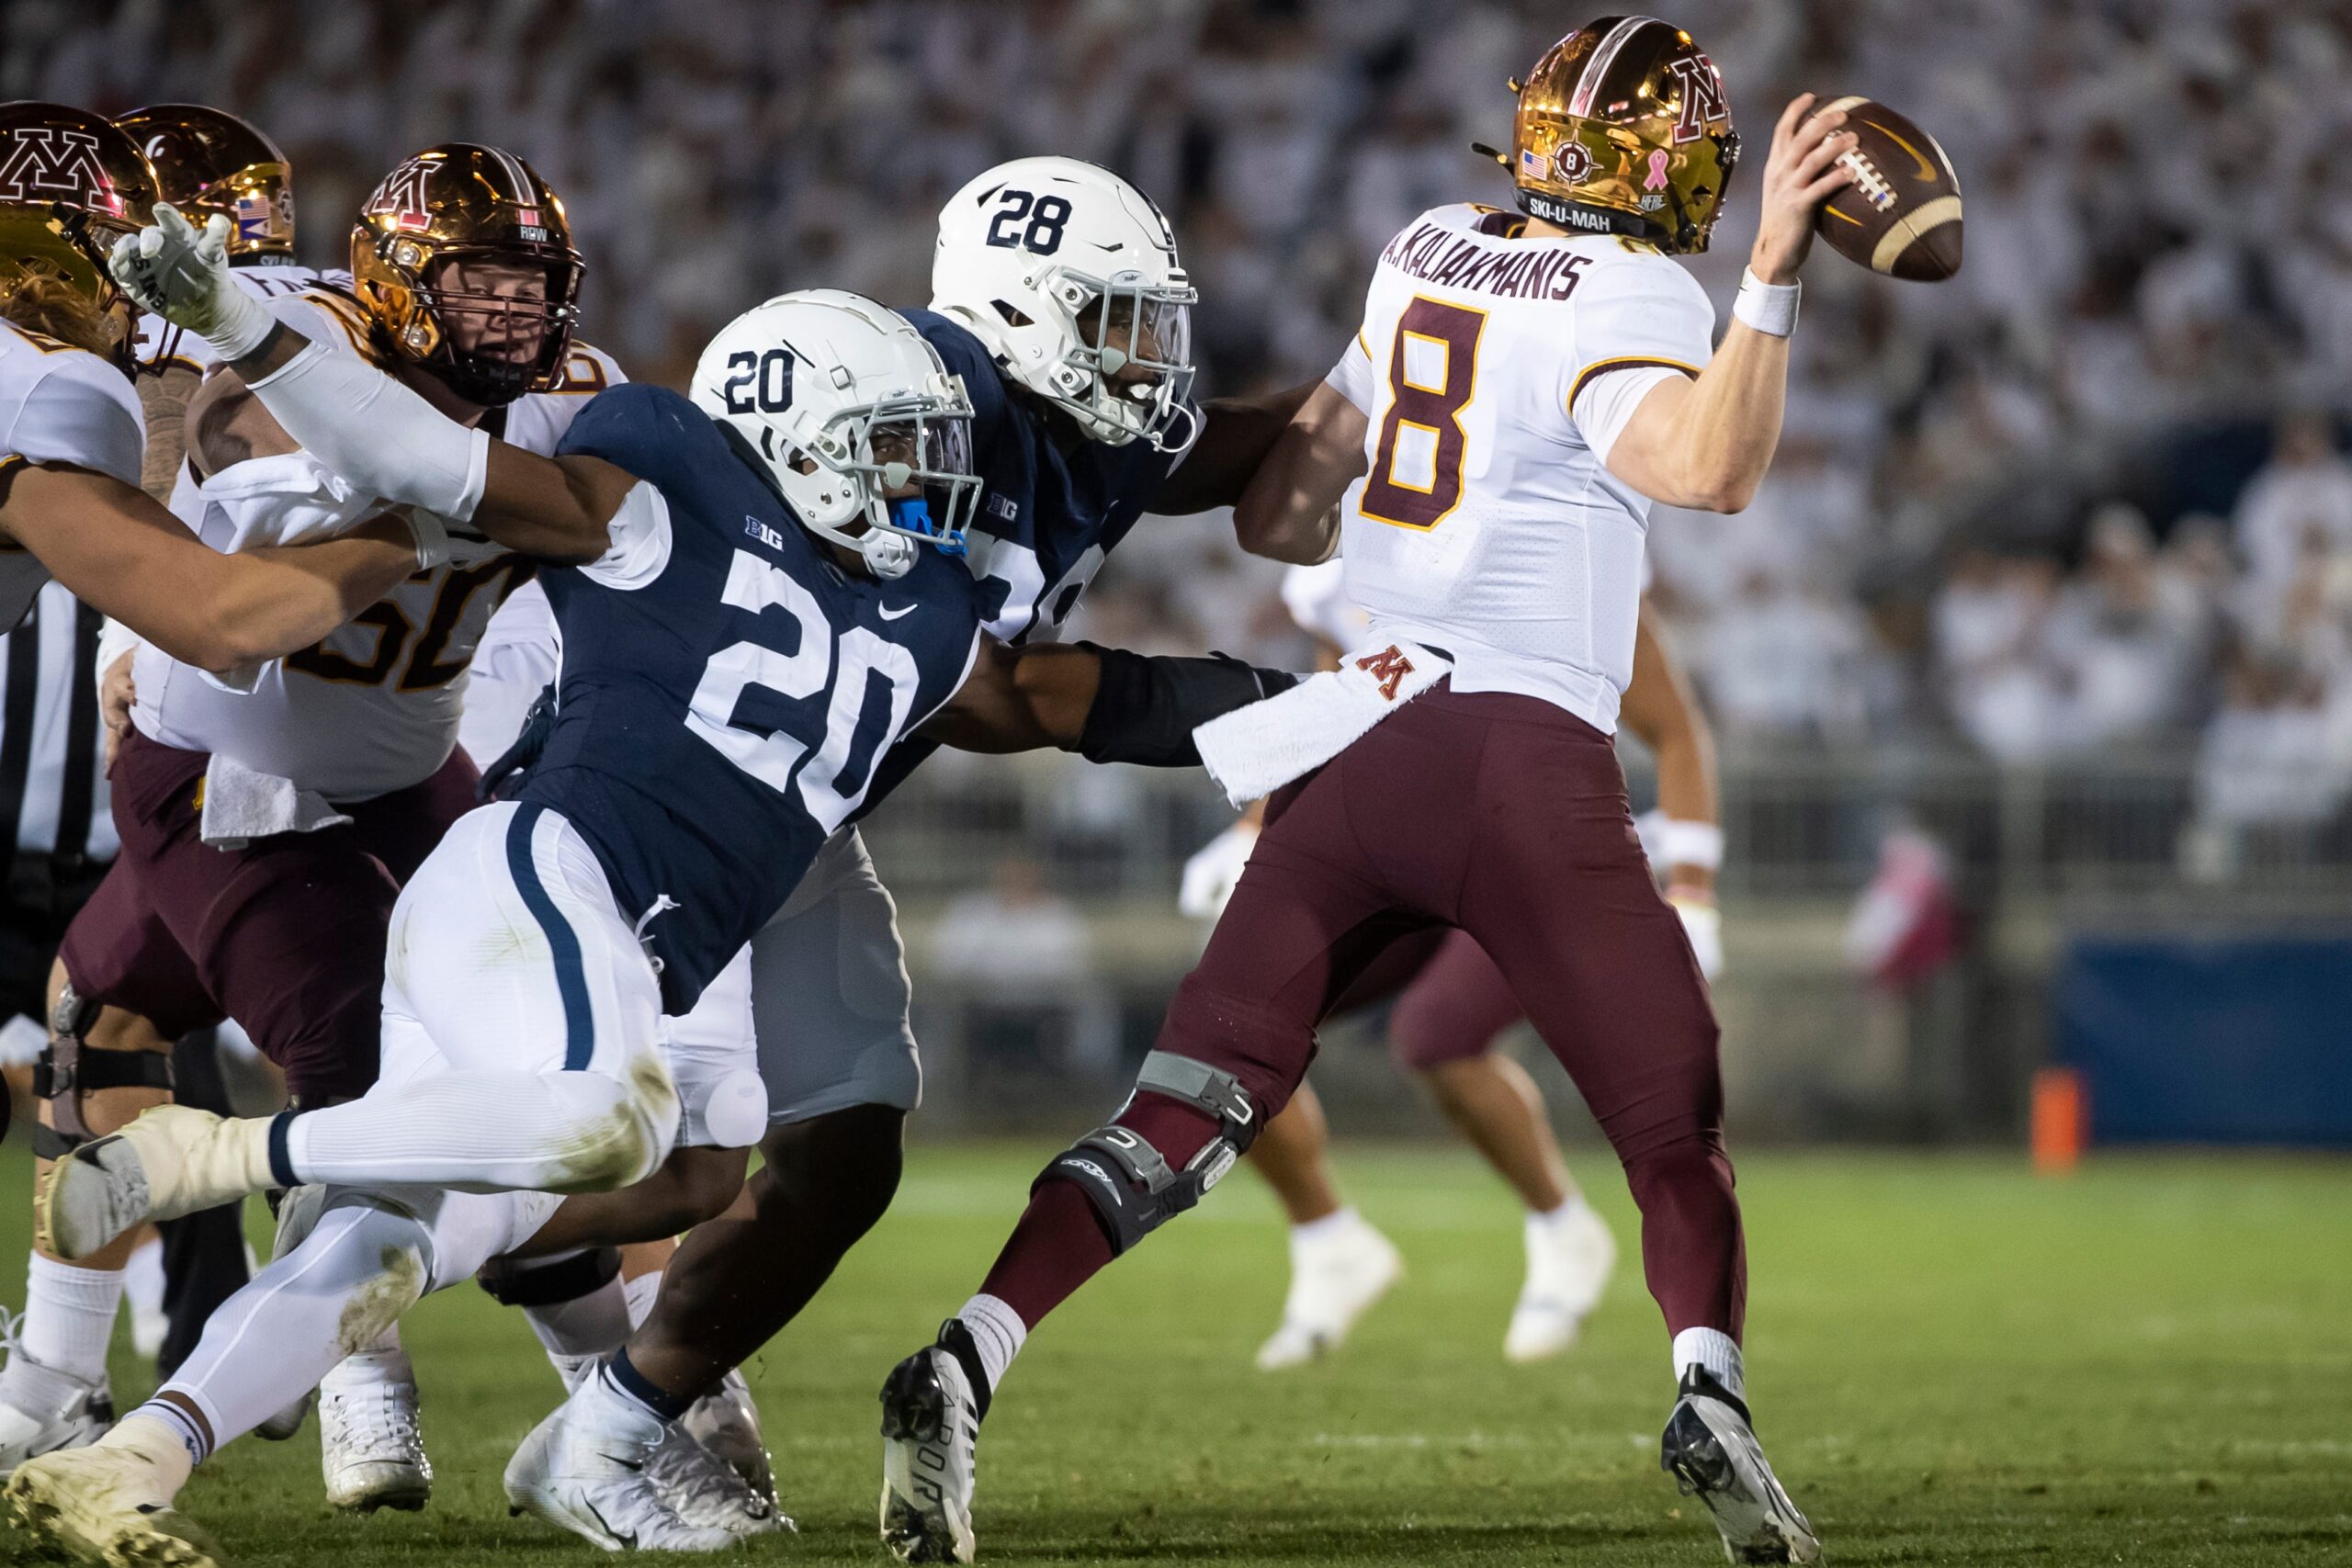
[1036,1052,1261,1256]
[31,980,175,1160]
[477,1246,623,1307]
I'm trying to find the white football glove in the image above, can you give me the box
[1179,820,1260,920]
[107,204,275,360]
[1669,894,1724,981]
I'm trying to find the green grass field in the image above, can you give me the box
[3,1142,2346,1566]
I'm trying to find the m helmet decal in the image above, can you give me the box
[0,103,164,369]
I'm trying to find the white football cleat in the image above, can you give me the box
[683,1368,775,1505]
[877,1323,986,1564]
[1661,1370,1820,1564]
[1503,1199,1617,1363]
[3,1440,223,1568]
[39,1105,271,1261]
[647,1423,788,1540]
[1254,1213,1403,1371]
[503,1371,745,1552]
[0,1318,113,1478]
[319,1357,431,1513]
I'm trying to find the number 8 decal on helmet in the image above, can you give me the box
[1360,296,1486,532]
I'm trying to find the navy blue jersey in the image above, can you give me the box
[526,384,983,1011]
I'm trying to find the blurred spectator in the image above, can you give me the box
[929,857,1115,1085]
[2232,411,2352,595]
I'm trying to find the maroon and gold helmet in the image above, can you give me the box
[1503,16,1738,254]
[350,143,583,408]
[114,104,293,259]
[0,101,162,367]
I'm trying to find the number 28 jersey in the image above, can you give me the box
[1329,203,1713,735]
[529,385,984,1013]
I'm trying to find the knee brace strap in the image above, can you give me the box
[1037,1053,1259,1256]
[33,985,175,1156]
[477,1247,624,1307]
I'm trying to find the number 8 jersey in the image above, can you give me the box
[1329,202,1713,736]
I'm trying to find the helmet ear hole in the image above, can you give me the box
[989,299,1034,329]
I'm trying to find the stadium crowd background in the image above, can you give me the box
[10,0,2351,1132]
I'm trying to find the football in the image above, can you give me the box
[1812,96,1963,281]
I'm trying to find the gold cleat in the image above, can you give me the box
[3,1442,226,1568]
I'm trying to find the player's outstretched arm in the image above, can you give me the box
[922,637,1297,764]
[110,206,633,563]
[1230,381,1367,564]
[0,461,424,672]
[1150,377,1319,516]
[1620,594,1720,894]
[1605,95,1857,514]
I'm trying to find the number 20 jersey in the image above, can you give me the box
[529,384,985,1013]
[1329,203,1713,735]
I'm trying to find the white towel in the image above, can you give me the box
[1193,638,1449,807]
[198,753,353,849]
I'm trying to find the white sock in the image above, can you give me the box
[1528,1193,1588,1232]
[105,1408,199,1494]
[520,1269,631,1359]
[123,1238,165,1319]
[286,1069,652,1190]
[22,1253,125,1382]
[1672,1326,1744,1401]
[1290,1206,1363,1251]
[163,1201,431,1451]
[956,1292,1027,1396]
[622,1269,662,1330]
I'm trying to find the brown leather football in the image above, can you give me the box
[1812,97,1962,282]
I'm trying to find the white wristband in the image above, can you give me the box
[401,509,453,571]
[247,339,491,522]
[1657,818,1724,872]
[204,287,277,363]
[1732,268,1800,337]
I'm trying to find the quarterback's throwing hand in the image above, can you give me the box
[1748,94,1859,285]
[107,203,275,359]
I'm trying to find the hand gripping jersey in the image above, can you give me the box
[527,384,984,1014]
[0,322,147,630]
[1328,203,1713,734]
[128,288,623,799]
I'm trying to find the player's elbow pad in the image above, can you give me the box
[1075,643,1299,769]
[248,339,490,521]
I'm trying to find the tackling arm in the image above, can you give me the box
[1229,382,1367,565]
[1148,378,1318,516]
[921,637,1297,765]
[0,461,424,673]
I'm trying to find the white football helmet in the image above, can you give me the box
[692,288,980,581]
[932,156,1197,452]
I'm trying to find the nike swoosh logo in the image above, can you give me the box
[879,604,917,620]
[595,1450,647,1473]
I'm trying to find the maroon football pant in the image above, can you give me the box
[1325,925,1523,1071]
[58,728,478,1105]
[984,683,1743,1339]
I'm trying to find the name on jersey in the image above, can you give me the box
[1379,221,1589,301]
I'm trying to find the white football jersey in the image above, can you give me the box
[130,288,624,800]
[133,261,351,374]
[1329,203,1713,733]
[0,322,145,631]
[1280,558,1370,652]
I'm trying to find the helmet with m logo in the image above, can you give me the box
[1502,17,1738,254]
[0,102,164,367]
[115,104,295,261]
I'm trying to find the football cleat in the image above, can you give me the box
[0,1314,113,1479]
[646,1424,788,1540]
[503,1372,748,1552]
[683,1368,776,1505]
[1660,1369,1820,1564]
[3,1441,223,1568]
[39,1105,271,1261]
[1503,1200,1617,1363]
[318,1358,431,1513]
[877,1322,987,1564]
[1254,1214,1403,1371]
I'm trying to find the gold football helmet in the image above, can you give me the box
[114,104,293,259]
[0,101,163,367]
[350,143,583,407]
[1502,16,1738,254]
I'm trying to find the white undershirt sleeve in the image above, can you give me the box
[577,481,673,591]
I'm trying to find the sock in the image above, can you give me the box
[105,1408,199,1495]
[1289,1206,1363,1249]
[522,1273,631,1359]
[22,1253,125,1382]
[1530,1193,1586,1227]
[284,1069,645,1190]
[123,1237,165,1319]
[605,1346,695,1423]
[622,1269,662,1330]
[1672,1326,1744,1401]
[955,1293,1027,1396]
